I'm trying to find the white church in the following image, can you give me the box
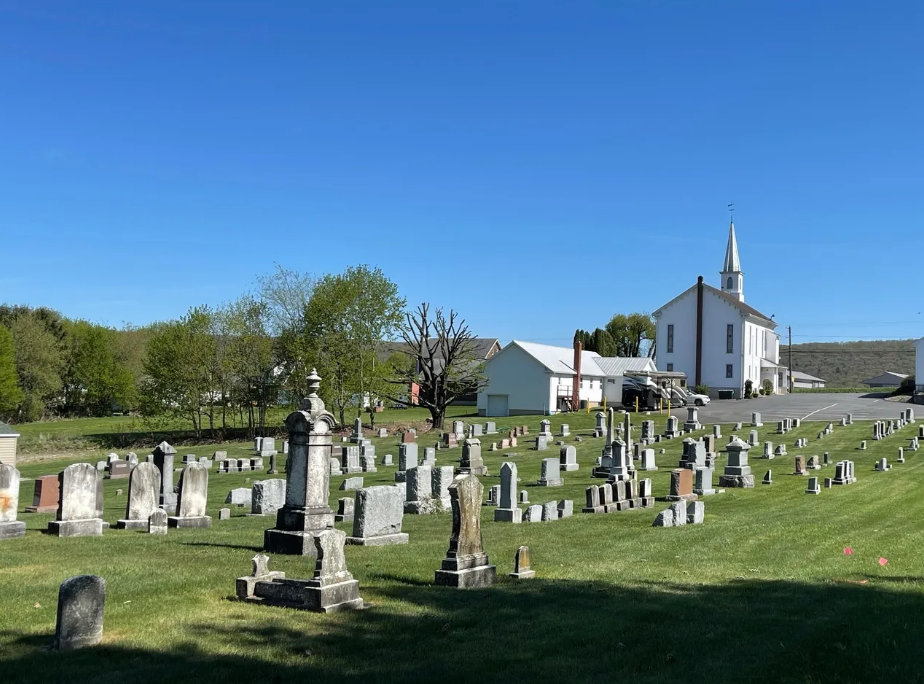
[653,220,784,398]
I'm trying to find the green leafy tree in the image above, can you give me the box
[225,295,278,436]
[63,321,137,416]
[8,313,66,421]
[141,307,217,437]
[605,313,656,357]
[0,326,23,420]
[593,328,618,357]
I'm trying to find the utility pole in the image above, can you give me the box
[788,325,793,393]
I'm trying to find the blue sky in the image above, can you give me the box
[2,0,922,345]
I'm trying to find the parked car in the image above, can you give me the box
[673,386,710,406]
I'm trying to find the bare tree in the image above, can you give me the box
[388,304,487,430]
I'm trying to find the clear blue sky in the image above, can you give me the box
[2,0,922,345]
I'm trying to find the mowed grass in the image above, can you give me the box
[4,409,924,683]
[13,405,474,456]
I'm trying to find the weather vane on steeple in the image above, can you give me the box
[727,202,734,217]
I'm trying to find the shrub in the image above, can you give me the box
[762,379,774,395]
[693,384,709,396]
[744,380,753,399]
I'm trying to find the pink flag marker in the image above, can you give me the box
[844,547,853,556]
[879,557,888,566]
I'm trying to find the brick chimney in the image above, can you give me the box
[572,340,582,411]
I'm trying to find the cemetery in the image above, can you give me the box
[2,390,924,682]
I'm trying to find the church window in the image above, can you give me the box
[726,324,734,354]
[726,276,733,290]
[726,364,733,378]
[667,325,674,353]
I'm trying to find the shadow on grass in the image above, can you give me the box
[5,578,924,683]
[183,541,265,552]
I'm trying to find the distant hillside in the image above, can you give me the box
[783,339,916,387]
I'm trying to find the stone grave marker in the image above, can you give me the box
[434,475,496,588]
[169,463,212,528]
[54,575,105,651]
[26,475,59,513]
[0,464,26,539]
[116,462,160,530]
[148,508,168,535]
[346,485,408,546]
[509,546,535,579]
[48,463,104,538]
[252,479,286,516]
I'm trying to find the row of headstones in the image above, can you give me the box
[331,444,377,475]
[252,436,285,456]
[224,479,287,515]
[761,459,857,487]
[583,478,655,514]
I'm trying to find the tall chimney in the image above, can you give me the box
[695,275,704,387]
[572,340,582,412]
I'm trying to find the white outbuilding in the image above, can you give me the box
[476,340,657,416]
[915,337,923,393]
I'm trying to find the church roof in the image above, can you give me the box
[722,220,741,273]
[652,282,776,329]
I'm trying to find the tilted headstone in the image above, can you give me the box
[434,475,496,588]
[0,464,26,539]
[48,463,104,538]
[116,462,160,530]
[54,575,106,651]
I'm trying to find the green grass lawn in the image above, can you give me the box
[4,410,924,683]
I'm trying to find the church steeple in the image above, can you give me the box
[720,219,744,302]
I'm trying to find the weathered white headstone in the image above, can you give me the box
[54,575,106,651]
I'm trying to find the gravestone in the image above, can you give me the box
[346,485,408,546]
[252,479,286,516]
[537,457,563,486]
[664,415,680,438]
[168,463,211,528]
[431,466,454,511]
[238,530,365,613]
[381,453,394,466]
[594,411,606,437]
[519,491,529,504]
[833,460,856,485]
[693,467,715,496]
[539,419,552,437]
[404,466,435,514]
[116,462,160,530]
[807,455,820,470]
[559,445,579,472]
[733,422,742,431]
[665,468,696,501]
[148,508,168,534]
[339,477,364,491]
[687,501,705,524]
[509,546,535,579]
[452,420,465,438]
[54,575,105,651]
[494,462,521,523]
[264,369,336,556]
[524,504,543,522]
[377,428,388,438]
[684,406,701,432]
[396,443,419,482]
[486,422,497,434]
[107,461,130,480]
[748,430,759,447]
[335,497,354,522]
[805,477,821,495]
[712,424,722,439]
[340,446,362,475]
[558,499,574,518]
[218,508,231,521]
[719,436,754,488]
[351,417,363,443]
[457,436,488,476]
[875,458,891,472]
[774,444,787,457]
[0,464,26,539]
[535,435,550,451]
[421,447,436,467]
[751,412,763,427]
[762,469,773,484]
[640,448,657,471]
[763,441,774,459]
[560,424,570,437]
[152,441,178,515]
[485,485,500,506]
[26,475,59,513]
[434,475,496,588]
[541,501,558,521]
[794,455,806,476]
[48,463,104,538]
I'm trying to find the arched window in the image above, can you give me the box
[726,276,733,290]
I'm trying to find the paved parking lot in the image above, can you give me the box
[669,393,915,424]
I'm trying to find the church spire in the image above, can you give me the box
[722,219,741,273]
[720,217,744,302]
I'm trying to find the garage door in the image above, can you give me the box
[486,394,509,417]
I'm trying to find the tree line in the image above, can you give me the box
[0,265,485,435]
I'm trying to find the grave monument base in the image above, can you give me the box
[718,474,755,488]
[115,519,149,530]
[509,568,535,579]
[47,519,103,538]
[344,532,409,546]
[434,564,496,589]
[0,520,26,539]
[493,508,522,523]
[239,575,365,613]
[455,466,489,476]
[168,515,212,528]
